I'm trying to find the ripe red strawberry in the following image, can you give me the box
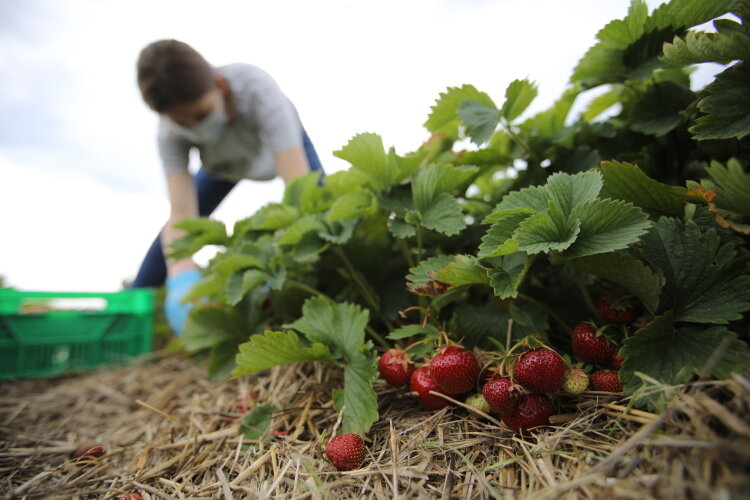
[571,323,614,363]
[608,351,625,370]
[70,444,106,460]
[513,348,566,393]
[482,377,520,414]
[501,393,554,434]
[598,296,637,324]
[429,345,480,395]
[562,367,589,394]
[325,433,367,471]
[479,367,498,385]
[590,370,623,392]
[410,367,451,410]
[378,348,415,387]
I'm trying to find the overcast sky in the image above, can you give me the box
[0,0,723,292]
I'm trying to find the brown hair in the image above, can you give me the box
[136,39,215,113]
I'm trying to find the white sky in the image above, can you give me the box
[0,0,724,292]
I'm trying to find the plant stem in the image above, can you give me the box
[573,271,599,319]
[285,279,336,303]
[366,325,390,349]
[502,120,537,164]
[334,247,396,332]
[397,237,415,268]
[518,293,572,334]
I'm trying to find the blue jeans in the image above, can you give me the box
[130,130,324,288]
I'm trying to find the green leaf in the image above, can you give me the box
[333,133,412,191]
[232,330,334,377]
[387,324,439,340]
[424,85,496,138]
[242,204,300,232]
[412,164,478,212]
[663,30,750,65]
[690,64,750,140]
[283,172,328,214]
[213,254,265,276]
[208,341,240,380]
[327,191,378,222]
[486,253,534,299]
[421,193,466,236]
[563,198,651,258]
[433,255,490,287]
[500,79,539,121]
[183,305,242,353]
[489,184,550,216]
[600,161,686,217]
[629,81,695,136]
[458,99,500,144]
[286,297,369,360]
[478,210,534,258]
[341,350,379,435]
[170,218,229,259]
[388,219,417,238]
[706,159,750,215]
[318,219,356,245]
[620,313,750,409]
[334,132,387,184]
[647,0,738,36]
[509,301,550,337]
[406,255,454,288]
[570,44,626,88]
[571,0,737,88]
[545,171,603,214]
[515,200,581,254]
[573,251,664,313]
[583,89,620,122]
[226,269,266,306]
[640,218,750,323]
[278,215,327,246]
[451,300,548,350]
[239,404,277,442]
[182,273,223,303]
[598,0,650,49]
[451,302,510,350]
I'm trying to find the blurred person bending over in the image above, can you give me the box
[131,39,323,335]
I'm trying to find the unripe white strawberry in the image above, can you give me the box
[562,367,589,394]
[465,393,491,414]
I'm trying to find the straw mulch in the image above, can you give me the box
[1,352,749,500]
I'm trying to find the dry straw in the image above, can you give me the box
[1,351,749,499]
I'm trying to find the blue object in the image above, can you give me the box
[164,269,202,336]
[131,129,324,289]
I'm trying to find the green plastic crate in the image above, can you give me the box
[0,288,154,380]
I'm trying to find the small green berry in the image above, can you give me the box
[465,393,491,414]
[562,367,589,394]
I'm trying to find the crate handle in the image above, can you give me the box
[20,297,109,314]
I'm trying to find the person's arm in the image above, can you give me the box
[275,144,311,184]
[162,170,199,277]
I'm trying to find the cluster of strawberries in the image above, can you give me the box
[376,296,640,435]
[324,296,641,471]
[379,343,568,435]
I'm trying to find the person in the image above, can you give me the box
[130,39,323,335]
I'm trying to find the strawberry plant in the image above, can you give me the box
[170,0,750,434]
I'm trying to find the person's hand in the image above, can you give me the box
[164,269,202,336]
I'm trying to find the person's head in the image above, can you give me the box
[137,39,231,139]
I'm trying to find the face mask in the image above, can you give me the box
[173,107,229,144]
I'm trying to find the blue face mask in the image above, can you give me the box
[173,107,228,144]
